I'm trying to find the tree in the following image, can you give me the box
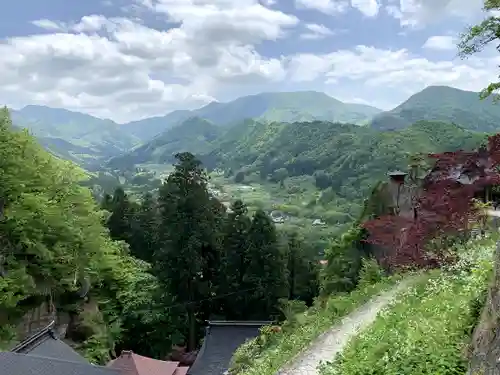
[234,171,245,183]
[245,209,288,319]
[285,231,319,305]
[219,200,252,319]
[458,0,500,99]
[106,187,134,243]
[271,168,288,188]
[362,135,500,269]
[129,192,158,262]
[321,227,362,295]
[154,152,220,351]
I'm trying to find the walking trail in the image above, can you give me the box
[277,278,416,375]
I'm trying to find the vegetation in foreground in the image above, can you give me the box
[229,259,405,375]
[320,236,495,375]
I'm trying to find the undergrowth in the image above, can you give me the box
[229,261,405,375]
[319,236,496,375]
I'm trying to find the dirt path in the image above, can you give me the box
[277,278,416,375]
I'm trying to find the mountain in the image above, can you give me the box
[370,86,500,132]
[202,120,486,200]
[10,105,140,164]
[107,117,223,170]
[119,91,382,142]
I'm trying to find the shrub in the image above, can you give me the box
[320,239,495,375]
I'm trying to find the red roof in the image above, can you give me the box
[107,351,189,375]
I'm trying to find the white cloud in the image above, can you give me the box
[4,0,500,122]
[295,0,349,14]
[351,0,380,17]
[5,1,298,122]
[422,35,457,50]
[286,45,500,105]
[300,23,336,39]
[387,0,485,27]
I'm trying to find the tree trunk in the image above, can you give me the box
[187,306,197,352]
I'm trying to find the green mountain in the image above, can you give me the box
[119,91,382,142]
[203,120,486,200]
[371,86,500,132]
[108,117,222,170]
[11,105,140,164]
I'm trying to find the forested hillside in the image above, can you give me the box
[107,117,222,169]
[11,105,139,163]
[371,86,500,132]
[202,120,486,200]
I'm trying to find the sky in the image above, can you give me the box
[0,0,498,123]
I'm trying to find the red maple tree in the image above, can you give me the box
[363,134,500,269]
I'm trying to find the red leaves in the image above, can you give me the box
[363,133,500,269]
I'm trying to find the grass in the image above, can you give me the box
[319,236,496,375]
[229,272,408,375]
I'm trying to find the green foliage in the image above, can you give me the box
[154,152,222,351]
[357,258,385,288]
[207,120,486,204]
[458,0,500,100]
[321,227,364,295]
[229,274,403,375]
[10,105,139,165]
[245,209,289,320]
[320,239,495,375]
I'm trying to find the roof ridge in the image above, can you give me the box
[11,320,56,353]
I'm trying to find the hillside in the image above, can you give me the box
[119,91,382,142]
[371,86,500,132]
[107,117,222,170]
[204,120,486,200]
[10,105,140,164]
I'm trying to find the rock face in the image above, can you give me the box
[467,241,500,375]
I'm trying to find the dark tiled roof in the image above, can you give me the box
[188,321,271,375]
[11,321,87,363]
[2,320,119,375]
[107,350,189,375]
[0,352,121,375]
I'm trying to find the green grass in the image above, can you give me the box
[319,236,496,375]
[230,273,407,375]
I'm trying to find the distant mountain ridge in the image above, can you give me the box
[370,85,500,132]
[120,91,382,142]
[9,91,382,165]
[10,85,500,170]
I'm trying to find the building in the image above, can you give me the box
[0,320,189,375]
[187,321,271,375]
[107,350,189,375]
[0,320,119,375]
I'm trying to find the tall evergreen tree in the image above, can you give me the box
[154,152,220,351]
[106,187,134,243]
[129,192,158,262]
[220,199,252,319]
[286,231,319,305]
[245,209,288,320]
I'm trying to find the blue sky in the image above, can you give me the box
[0,0,496,122]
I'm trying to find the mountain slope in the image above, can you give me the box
[204,120,486,199]
[119,91,382,142]
[107,117,222,170]
[11,105,140,163]
[370,86,500,132]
